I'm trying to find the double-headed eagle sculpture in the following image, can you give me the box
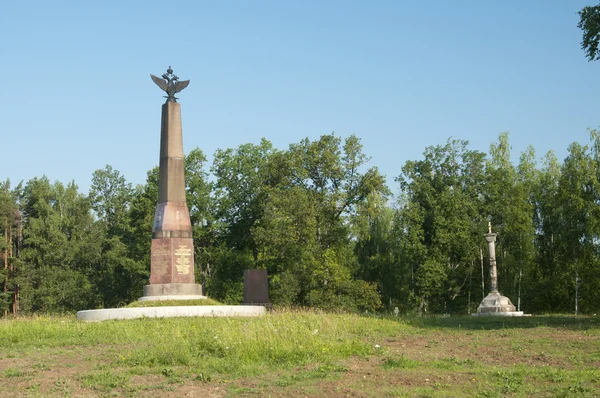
[150,66,190,103]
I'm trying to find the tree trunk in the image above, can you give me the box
[518,266,522,311]
[575,267,579,315]
[12,285,18,315]
[517,242,522,312]
[480,247,485,298]
[418,298,426,316]
[3,225,7,317]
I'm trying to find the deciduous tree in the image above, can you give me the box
[578,2,600,62]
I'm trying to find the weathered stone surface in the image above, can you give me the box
[475,223,527,317]
[472,310,526,317]
[77,305,266,322]
[243,269,270,305]
[150,238,195,284]
[138,295,205,301]
[143,283,203,297]
[152,201,192,237]
[477,292,517,313]
[143,95,202,298]
[158,102,186,203]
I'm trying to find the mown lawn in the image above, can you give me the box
[0,311,598,397]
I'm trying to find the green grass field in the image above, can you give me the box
[0,311,598,397]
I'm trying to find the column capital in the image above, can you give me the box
[484,233,497,243]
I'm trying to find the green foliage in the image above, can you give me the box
[269,269,302,305]
[1,367,24,378]
[184,148,212,228]
[578,3,600,62]
[304,249,382,312]
[88,165,150,306]
[80,369,129,391]
[484,133,537,310]
[89,165,133,237]
[493,368,524,394]
[30,267,95,312]
[5,131,600,315]
[382,355,420,369]
[209,133,386,311]
[212,139,275,257]
[396,138,487,313]
[529,150,563,312]
[95,236,148,308]
[353,193,398,305]
[0,179,20,315]
[552,134,600,314]
[203,245,252,304]
[128,166,158,264]
[15,177,101,313]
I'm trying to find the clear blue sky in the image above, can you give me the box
[2,1,599,195]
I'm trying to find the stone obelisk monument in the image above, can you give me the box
[141,67,205,301]
[475,223,522,316]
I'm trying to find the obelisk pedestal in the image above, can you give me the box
[75,67,269,319]
[141,71,204,301]
[474,223,523,316]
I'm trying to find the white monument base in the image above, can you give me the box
[77,305,266,322]
[472,311,527,317]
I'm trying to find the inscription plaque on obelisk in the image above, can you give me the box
[141,66,204,300]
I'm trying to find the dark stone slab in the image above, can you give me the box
[243,269,270,305]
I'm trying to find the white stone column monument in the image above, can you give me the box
[475,223,524,316]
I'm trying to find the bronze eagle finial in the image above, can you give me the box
[150,66,190,103]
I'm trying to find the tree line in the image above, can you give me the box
[1,131,600,315]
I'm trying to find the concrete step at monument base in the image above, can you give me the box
[142,283,203,298]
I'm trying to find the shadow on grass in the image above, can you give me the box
[395,315,600,331]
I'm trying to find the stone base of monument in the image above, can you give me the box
[140,283,206,301]
[76,283,268,322]
[76,305,266,322]
[472,311,526,317]
[472,292,527,317]
[138,295,206,302]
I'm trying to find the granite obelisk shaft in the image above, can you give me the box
[143,101,203,298]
